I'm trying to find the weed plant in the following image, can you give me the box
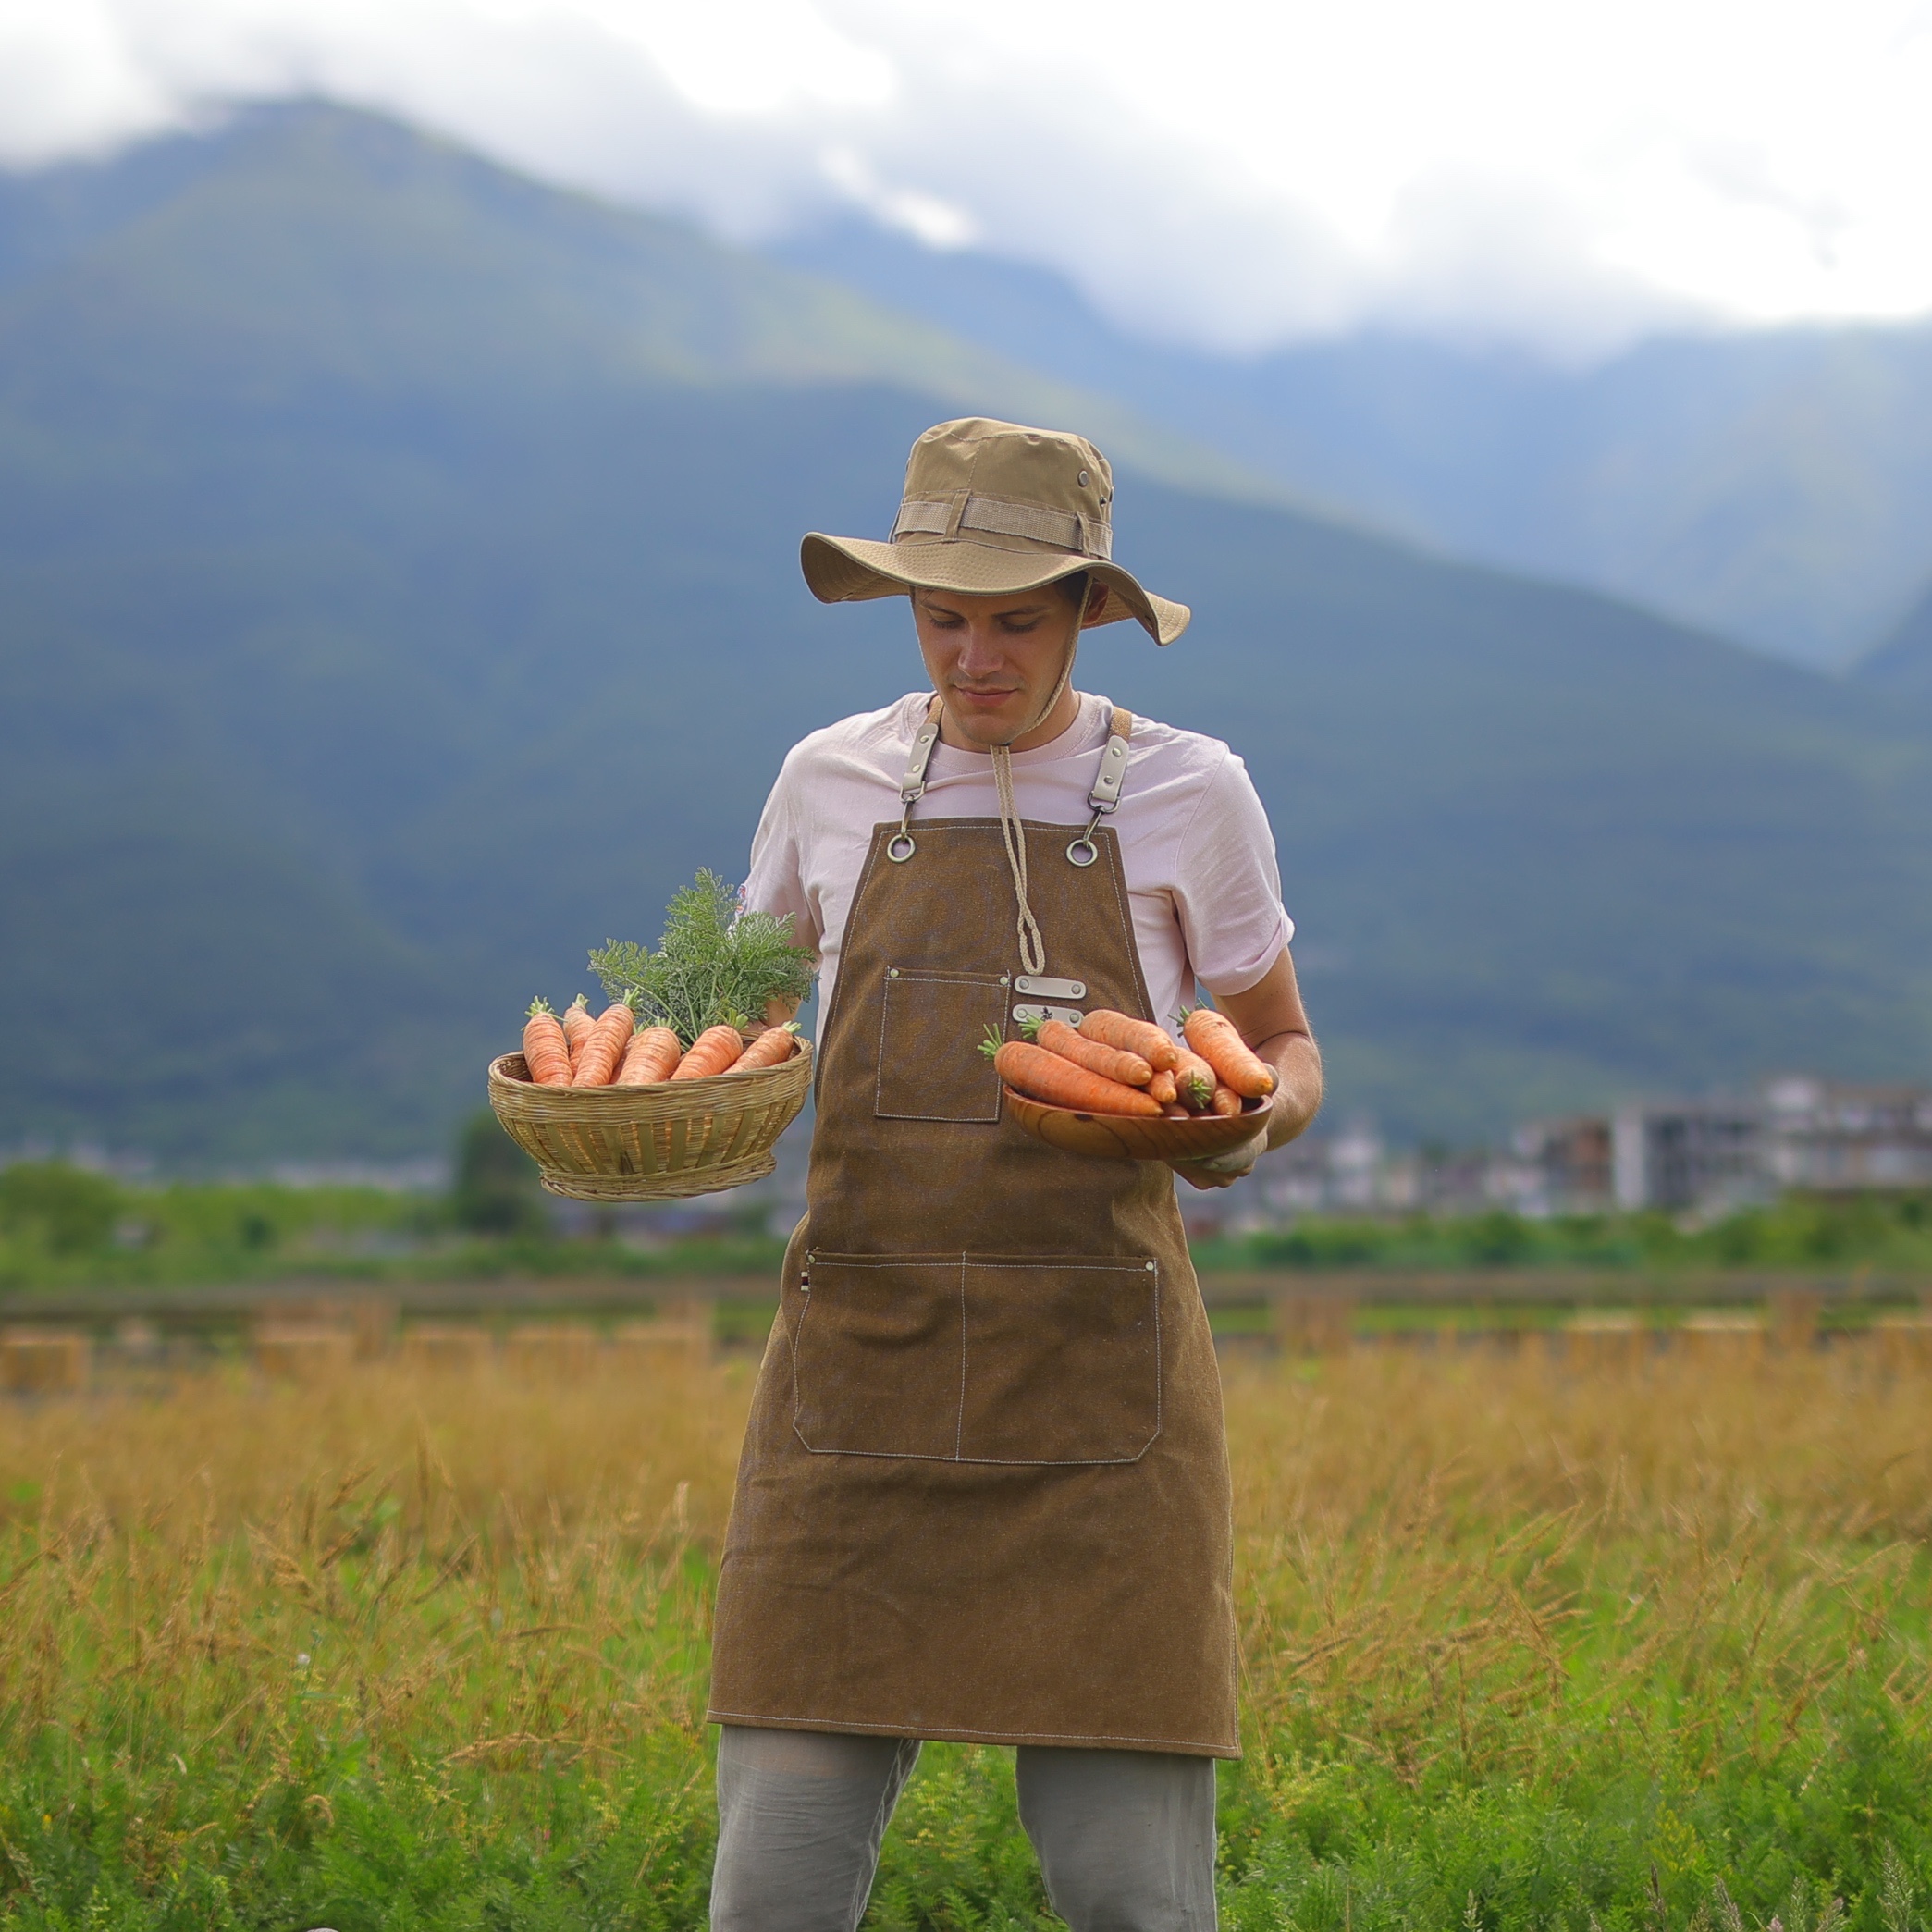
[1,1343,1928,1926]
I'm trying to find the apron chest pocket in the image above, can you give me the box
[792,1253,1162,1465]
[874,969,1009,1123]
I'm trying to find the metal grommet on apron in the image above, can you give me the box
[709,695,1238,1761]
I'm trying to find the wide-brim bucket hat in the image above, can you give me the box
[800,416,1190,645]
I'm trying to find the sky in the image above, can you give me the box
[3,0,1930,359]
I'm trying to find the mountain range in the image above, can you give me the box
[774,221,1932,671]
[3,101,1930,1163]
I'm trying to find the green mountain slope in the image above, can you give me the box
[4,103,1931,1160]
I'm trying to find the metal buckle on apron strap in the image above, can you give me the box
[1066,709,1131,867]
[1013,1003,1085,1028]
[887,699,944,863]
[889,701,1130,868]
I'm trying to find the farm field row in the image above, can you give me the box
[1,1347,1928,1928]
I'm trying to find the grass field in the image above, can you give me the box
[1,1340,1928,1930]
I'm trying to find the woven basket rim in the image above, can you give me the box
[487,1040,811,1100]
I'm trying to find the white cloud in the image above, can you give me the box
[2,0,1929,357]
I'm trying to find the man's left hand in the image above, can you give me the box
[1163,949,1325,1190]
[1170,1119,1271,1189]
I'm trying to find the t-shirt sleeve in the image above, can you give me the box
[741,751,821,958]
[1172,746,1295,998]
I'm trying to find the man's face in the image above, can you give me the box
[913,583,1095,749]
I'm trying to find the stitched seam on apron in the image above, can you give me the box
[873,969,1007,1124]
[816,824,893,1105]
[1096,826,1156,1024]
[793,1254,1162,1464]
[705,1708,1236,1752]
[967,1257,1162,1459]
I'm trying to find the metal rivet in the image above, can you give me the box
[1078,470,1090,486]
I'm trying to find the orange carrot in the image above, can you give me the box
[671,1024,746,1080]
[1148,1069,1178,1107]
[1030,1016,1152,1086]
[1181,1007,1277,1099]
[1173,1052,1217,1114]
[992,1040,1163,1116]
[1077,1009,1181,1071]
[1164,1104,1193,1119]
[522,999,572,1085]
[615,1025,682,1086]
[571,1001,636,1087]
[560,994,594,1064]
[731,1024,800,1072]
[1210,1084,1243,1117]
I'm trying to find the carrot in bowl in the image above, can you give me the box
[615,1025,683,1086]
[1148,1068,1178,1107]
[990,1040,1163,1117]
[1077,1009,1181,1071]
[1173,1052,1218,1114]
[730,1024,801,1073]
[1210,1084,1244,1117]
[672,1024,746,1080]
[571,1001,637,1087]
[1181,1007,1277,1100]
[1025,1015,1152,1086]
[522,999,572,1085]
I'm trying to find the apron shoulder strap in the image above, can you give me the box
[886,695,946,864]
[1087,707,1133,818]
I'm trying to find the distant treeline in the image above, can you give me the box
[5,1116,1932,1291]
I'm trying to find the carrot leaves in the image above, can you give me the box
[590,869,815,1047]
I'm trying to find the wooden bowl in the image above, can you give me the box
[1003,1088,1272,1163]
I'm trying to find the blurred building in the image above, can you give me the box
[1611,1100,1765,1212]
[1760,1077,1932,1192]
[1509,1116,1614,1213]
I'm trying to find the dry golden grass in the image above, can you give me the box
[0,1341,1926,1790]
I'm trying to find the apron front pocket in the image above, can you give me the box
[874,968,1009,1123]
[793,1253,1161,1465]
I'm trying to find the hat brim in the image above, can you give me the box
[801,534,1190,646]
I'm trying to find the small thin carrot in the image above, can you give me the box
[571,1001,636,1087]
[1173,1052,1217,1114]
[1210,1084,1243,1117]
[615,1025,682,1086]
[731,1024,800,1073]
[671,1024,746,1080]
[560,994,594,1064]
[1181,1006,1277,1099]
[1026,1015,1152,1086]
[1148,1069,1177,1107]
[522,998,572,1085]
[1077,1009,1181,1071]
[991,1040,1163,1117]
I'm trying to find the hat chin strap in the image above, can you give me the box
[985,619,1081,979]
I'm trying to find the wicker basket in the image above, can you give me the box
[486,1041,813,1201]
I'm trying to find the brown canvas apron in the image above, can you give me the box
[708,707,1238,1757]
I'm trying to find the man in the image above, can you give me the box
[708,418,1322,1932]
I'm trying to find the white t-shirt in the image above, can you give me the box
[744,690,1294,1037]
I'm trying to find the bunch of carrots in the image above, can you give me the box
[520,995,800,1089]
[982,1007,1276,1121]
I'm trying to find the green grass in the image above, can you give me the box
[2,1350,1929,1928]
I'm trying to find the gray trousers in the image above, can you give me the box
[710,1725,1217,1932]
